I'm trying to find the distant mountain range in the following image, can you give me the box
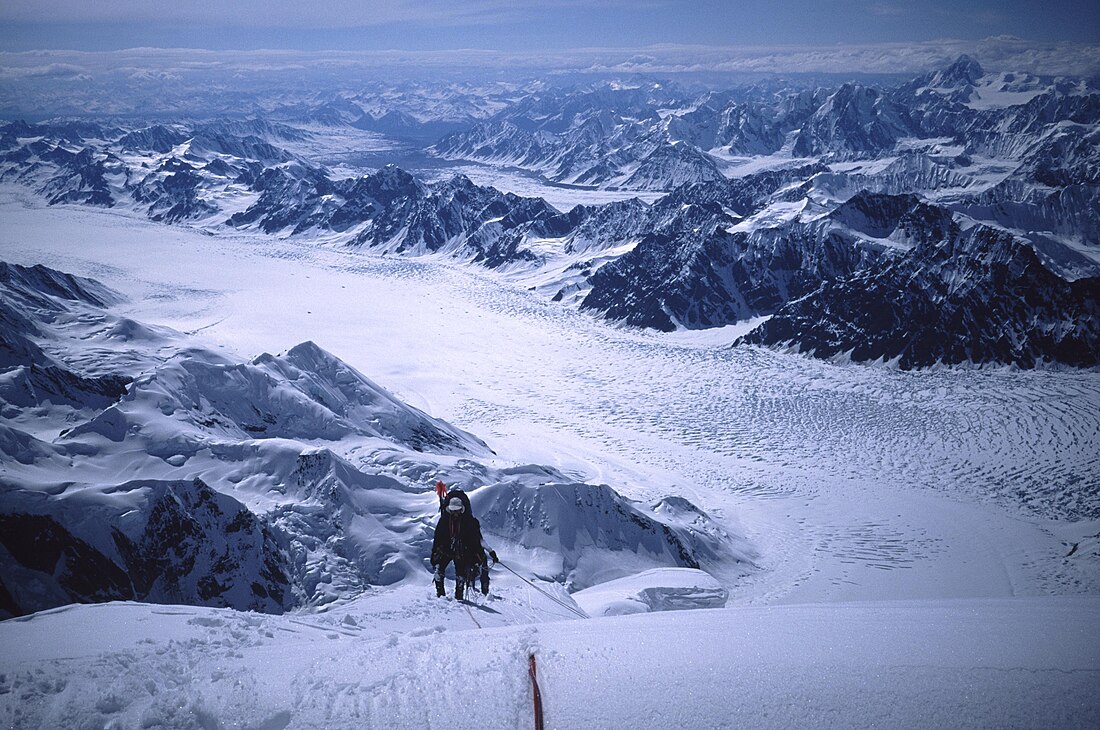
[1,55,1097,368]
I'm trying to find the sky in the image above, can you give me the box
[1,0,1099,53]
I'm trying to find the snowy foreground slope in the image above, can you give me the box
[1,596,1098,729]
[2,195,1099,728]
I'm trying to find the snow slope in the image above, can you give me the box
[1,596,1096,729]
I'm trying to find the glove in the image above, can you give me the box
[489,550,499,564]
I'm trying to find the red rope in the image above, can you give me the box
[462,601,482,630]
[528,654,545,730]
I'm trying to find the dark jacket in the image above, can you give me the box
[431,512,487,567]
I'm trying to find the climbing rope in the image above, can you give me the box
[528,654,545,730]
[497,562,589,620]
[461,600,483,629]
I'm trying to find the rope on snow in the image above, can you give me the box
[497,562,589,620]
[528,654,545,730]
[462,600,483,629]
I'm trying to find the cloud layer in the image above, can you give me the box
[2,37,1098,78]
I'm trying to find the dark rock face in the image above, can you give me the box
[0,262,121,309]
[579,182,888,331]
[227,165,565,267]
[40,148,120,207]
[581,222,880,331]
[114,480,293,610]
[0,362,130,410]
[118,125,188,154]
[737,224,1100,368]
[0,479,294,619]
[133,166,218,223]
[0,513,135,612]
[582,182,1100,368]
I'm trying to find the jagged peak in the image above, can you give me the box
[829,191,956,241]
[436,172,481,192]
[830,190,921,221]
[282,339,329,361]
[825,82,878,104]
[940,54,985,85]
[358,164,423,196]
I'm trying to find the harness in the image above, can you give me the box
[448,515,464,555]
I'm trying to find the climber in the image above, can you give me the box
[430,484,498,599]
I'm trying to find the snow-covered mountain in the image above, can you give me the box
[0,262,133,411]
[0,262,748,619]
[430,82,732,190]
[2,48,1098,730]
[736,207,1100,367]
[1,55,1098,369]
[228,165,576,267]
[792,83,921,157]
[2,202,1096,730]
[1,478,294,617]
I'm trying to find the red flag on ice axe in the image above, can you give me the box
[434,480,448,510]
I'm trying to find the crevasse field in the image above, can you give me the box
[2,188,1099,728]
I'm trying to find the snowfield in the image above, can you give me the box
[1,597,1097,729]
[2,189,1099,728]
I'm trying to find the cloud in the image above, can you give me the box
[0,0,621,29]
[1,37,1097,80]
[869,3,908,17]
[573,38,1100,76]
[0,61,89,80]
